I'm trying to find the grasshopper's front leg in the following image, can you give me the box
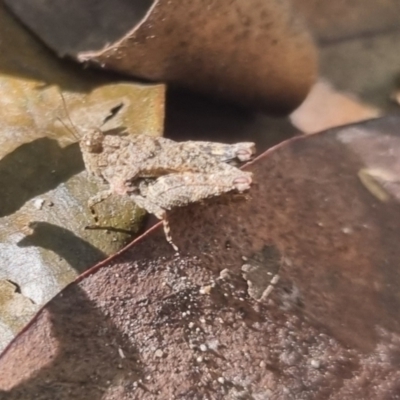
[129,192,179,252]
[87,189,113,225]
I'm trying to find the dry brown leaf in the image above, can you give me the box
[290,79,382,134]
[4,0,317,114]
[1,116,400,399]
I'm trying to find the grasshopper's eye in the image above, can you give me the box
[85,129,104,153]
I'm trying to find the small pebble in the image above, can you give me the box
[33,199,45,210]
[310,359,321,369]
[199,344,207,352]
[199,285,212,295]
[118,348,125,359]
[155,349,163,358]
[207,339,219,351]
[219,269,231,279]
[217,377,225,384]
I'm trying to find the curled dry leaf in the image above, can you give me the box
[1,116,400,399]
[4,0,317,114]
[290,79,382,134]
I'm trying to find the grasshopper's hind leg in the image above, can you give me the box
[130,193,179,252]
[161,213,178,252]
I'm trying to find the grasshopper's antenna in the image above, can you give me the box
[57,117,80,141]
[59,92,81,141]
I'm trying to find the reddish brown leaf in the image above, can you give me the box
[4,0,317,114]
[1,117,400,399]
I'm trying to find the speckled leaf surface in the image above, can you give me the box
[0,3,165,351]
[4,0,317,115]
[1,117,399,399]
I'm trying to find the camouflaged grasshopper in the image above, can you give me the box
[79,129,254,250]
